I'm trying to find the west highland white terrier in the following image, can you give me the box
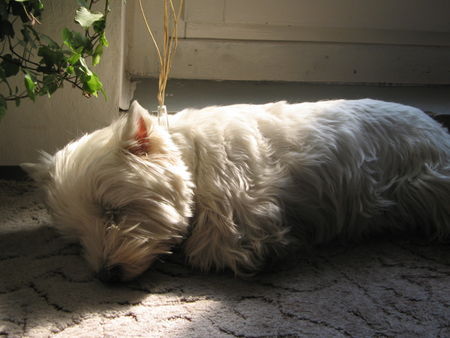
[23,99,450,282]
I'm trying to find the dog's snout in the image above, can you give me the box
[97,264,123,284]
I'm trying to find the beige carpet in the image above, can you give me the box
[1,179,449,337]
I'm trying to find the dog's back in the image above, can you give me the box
[169,99,450,273]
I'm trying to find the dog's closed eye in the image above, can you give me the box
[103,207,122,225]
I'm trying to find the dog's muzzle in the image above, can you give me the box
[97,264,123,284]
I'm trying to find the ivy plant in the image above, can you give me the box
[0,0,110,119]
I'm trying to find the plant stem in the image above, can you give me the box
[4,94,29,101]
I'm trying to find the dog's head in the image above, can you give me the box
[22,101,194,282]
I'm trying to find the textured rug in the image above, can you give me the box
[1,179,449,337]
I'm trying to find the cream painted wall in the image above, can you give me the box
[0,0,128,165]
[127,0,450,84]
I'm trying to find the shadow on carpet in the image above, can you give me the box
[1,180,449,337]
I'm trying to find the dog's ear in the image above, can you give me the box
[21,151,53,183]
[122,100,171,156]
[123,100,153,156]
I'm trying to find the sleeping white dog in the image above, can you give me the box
[23,99,450,283]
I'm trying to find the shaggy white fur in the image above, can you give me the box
[23,99,450,282]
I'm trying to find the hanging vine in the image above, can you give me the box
[0,0,110,119]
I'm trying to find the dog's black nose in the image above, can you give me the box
[97,264,123,284]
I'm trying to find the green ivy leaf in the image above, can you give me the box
[93,18,106,33]
[62,28,89,51]
[92,53,101,66]
[42,74,59,96]
[78,56,92,75]
[74,7,104,29]
[68,52,81,65]
[92,44,103,65]
[24,72,37,101]
[78,58,103,96]
[84,72,103,96]
[78,56,102,95]
[36,0,44,10]
[62,28,73,47]
[100,32,109,47]
[86,74,103,92]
